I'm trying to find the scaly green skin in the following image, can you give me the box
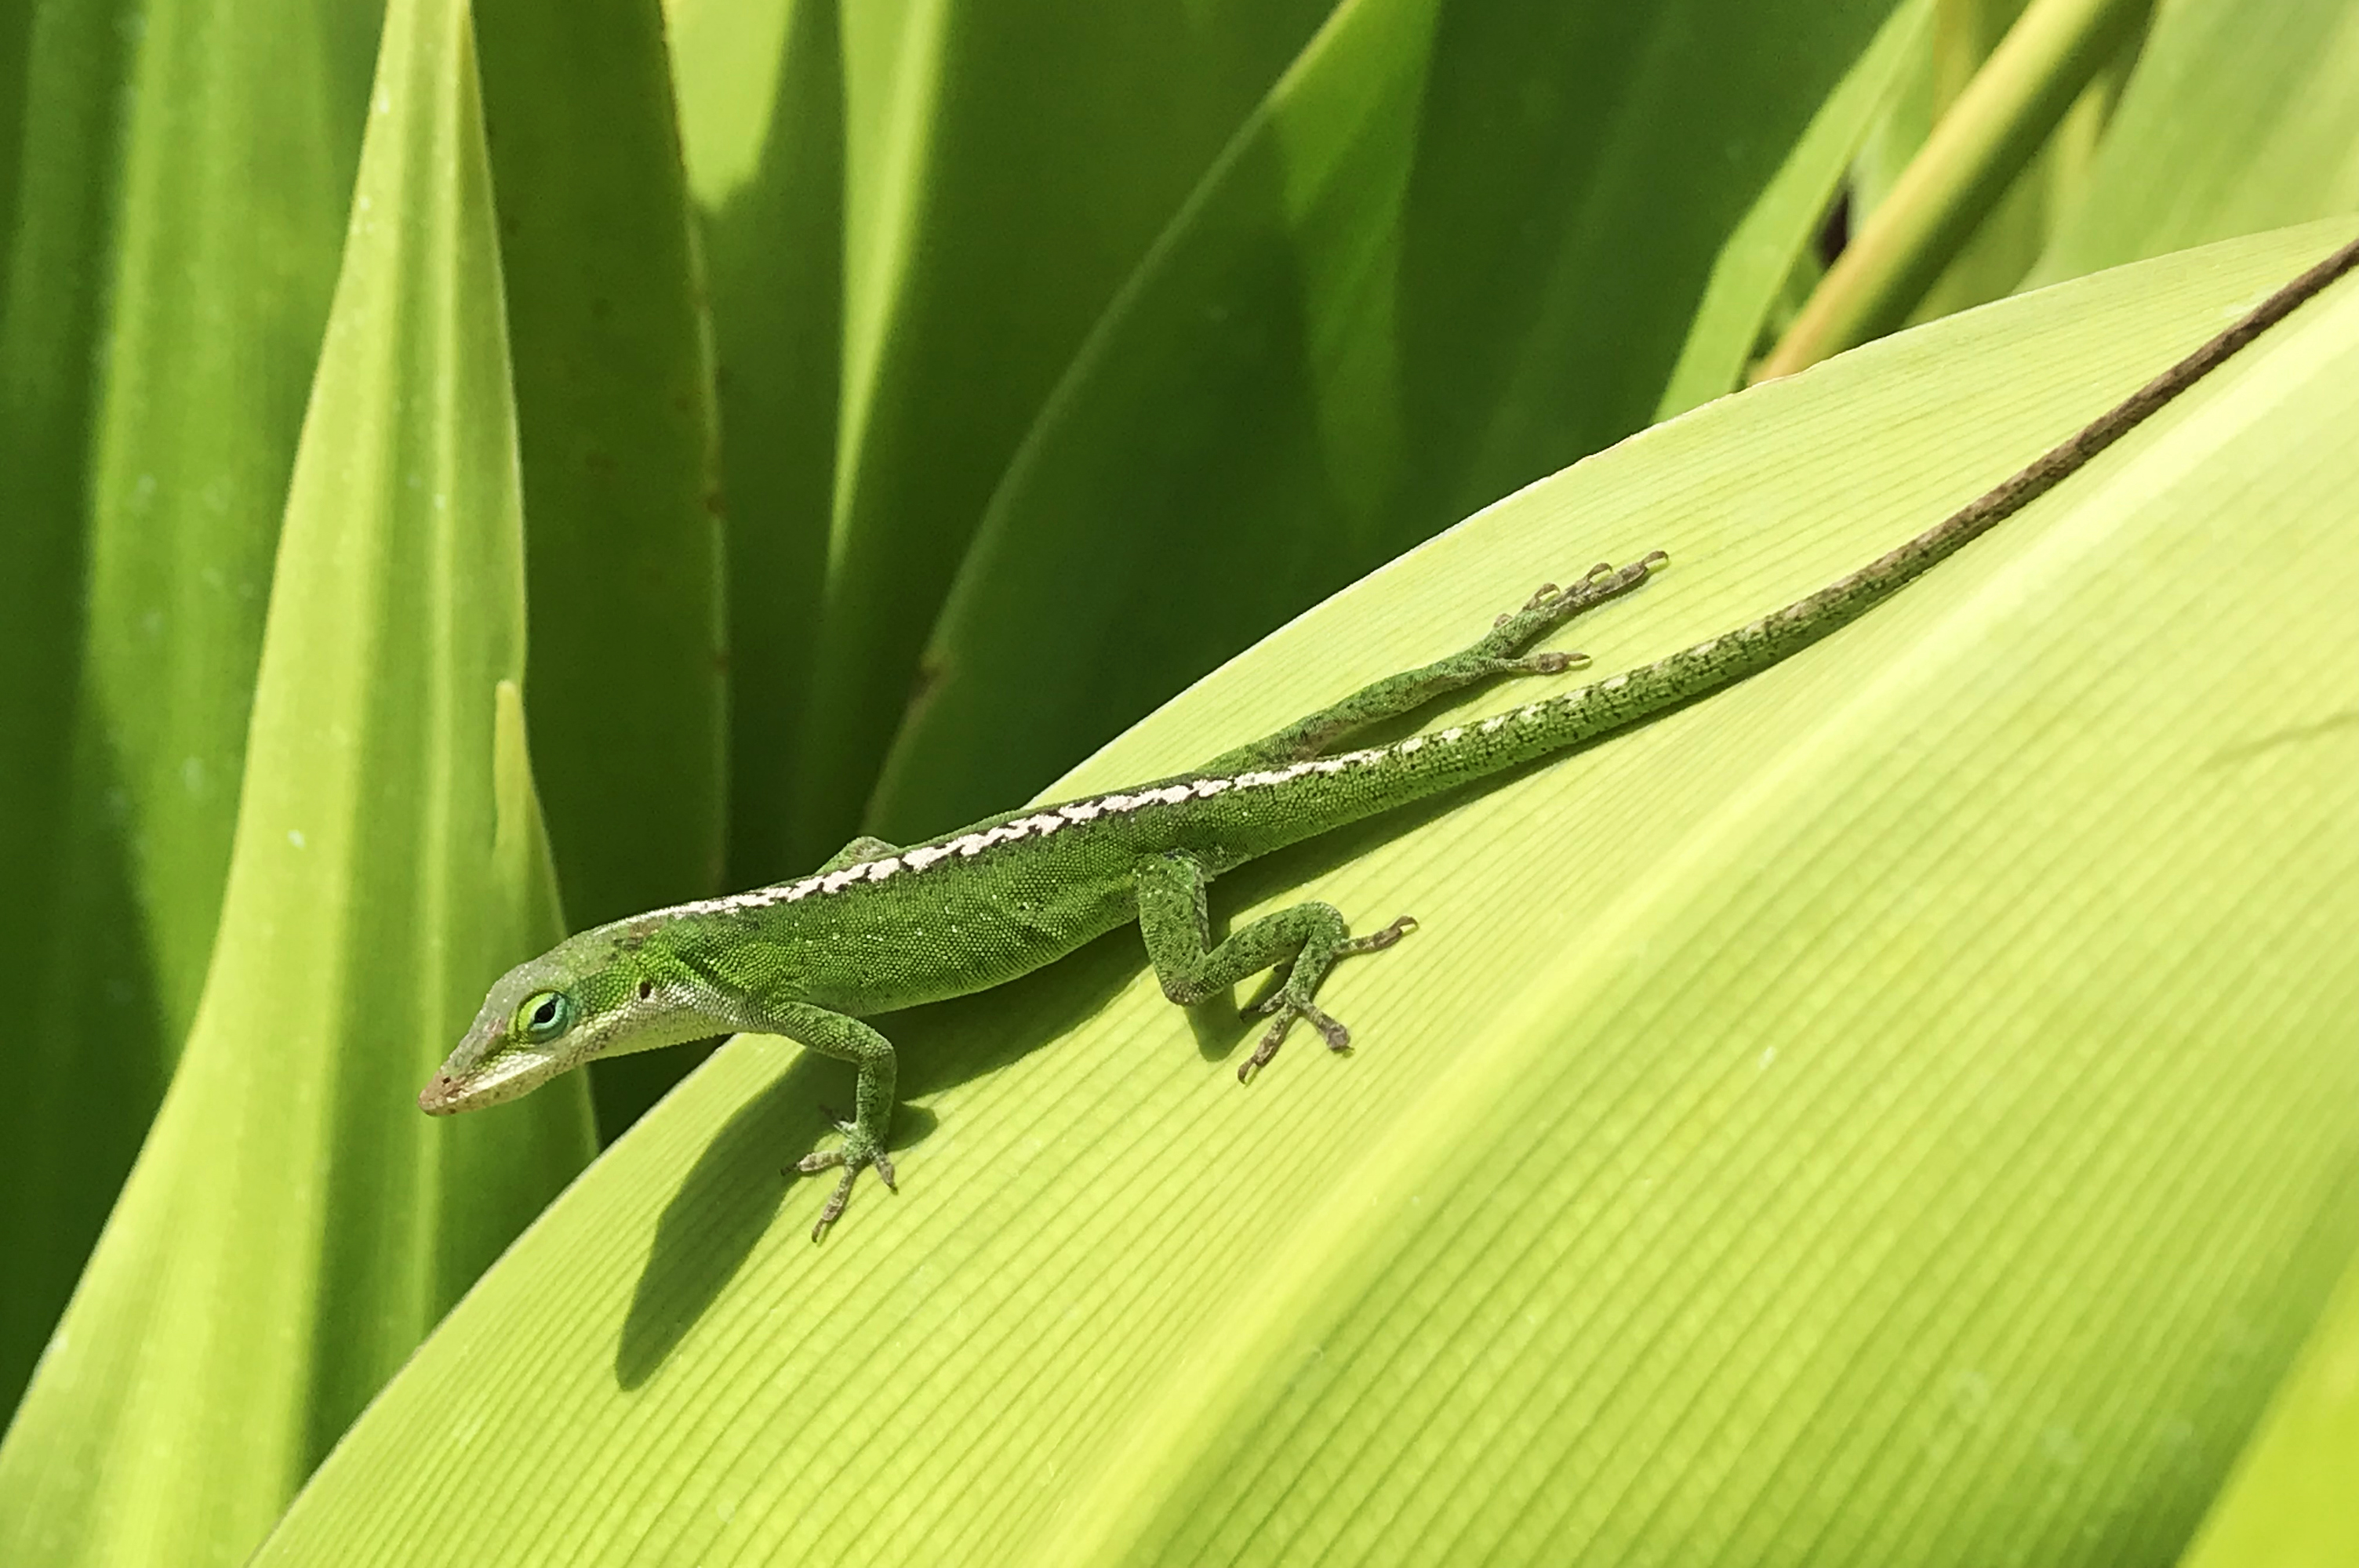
[423,235,2359,1238]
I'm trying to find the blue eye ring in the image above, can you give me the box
[514,989,572,1044]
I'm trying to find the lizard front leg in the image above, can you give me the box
[1134,851,1413,1081]
[760,1000,900,1239]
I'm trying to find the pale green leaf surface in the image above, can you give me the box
[0,2,594,1563]
[2029,0,2359,285]
[2175,1236,2359,1568]
[473,0,728,1137]
[0,0,377,1421]
[869,0,1908,845]
[256,224,2357,1566]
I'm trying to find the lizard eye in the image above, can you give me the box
[513,989,572,1044]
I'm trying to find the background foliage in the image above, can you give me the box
[0,0,2353,1563]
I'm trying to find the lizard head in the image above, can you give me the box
[419,919,736,1115]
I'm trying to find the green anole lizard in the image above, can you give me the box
[423,234,2359,1239]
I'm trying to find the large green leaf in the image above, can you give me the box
[252,223,2359,1566]
[474,0,728,1138]
[0,0,378,1420]
[0,0,594,1562]
[868,0,1906,846]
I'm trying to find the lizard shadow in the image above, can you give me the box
[615,926,1139,1388]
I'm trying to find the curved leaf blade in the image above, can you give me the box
[0,0,376,1419]
[2176,1237,2359,1568]
[255,223,2358,1566]
[0,2,595,1562]
[474,0,729,1138]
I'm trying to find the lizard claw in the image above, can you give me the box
[793,1116,897,1240]
[1234,916,1412,1078]
[1238,1000,1352,1081]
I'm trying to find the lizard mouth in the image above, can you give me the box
[417,1071,463,1115]
[416,1042,557,1115]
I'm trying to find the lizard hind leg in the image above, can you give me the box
[1191,549,1667,775]
[1134,851,1415,1083]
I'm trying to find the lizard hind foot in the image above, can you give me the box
[792,1112,898,1241]
[1234,914,1416,1080]
[1238,1000,1350,1082]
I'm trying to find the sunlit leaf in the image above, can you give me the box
[2177,1236,2359,1568]
[0,0,378,1421]
[255,221,2359,1568]
[0,1,594,1562]
[665,0,844,892]
[664,0,1338,887]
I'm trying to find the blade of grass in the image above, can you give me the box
[0,0,595,1562]
[253,221,2359,1568]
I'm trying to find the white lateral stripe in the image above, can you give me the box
[700,702,1566,913]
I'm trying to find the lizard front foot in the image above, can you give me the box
[793,1114,898,1240]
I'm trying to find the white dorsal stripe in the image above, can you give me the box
[682,702,1559,916]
